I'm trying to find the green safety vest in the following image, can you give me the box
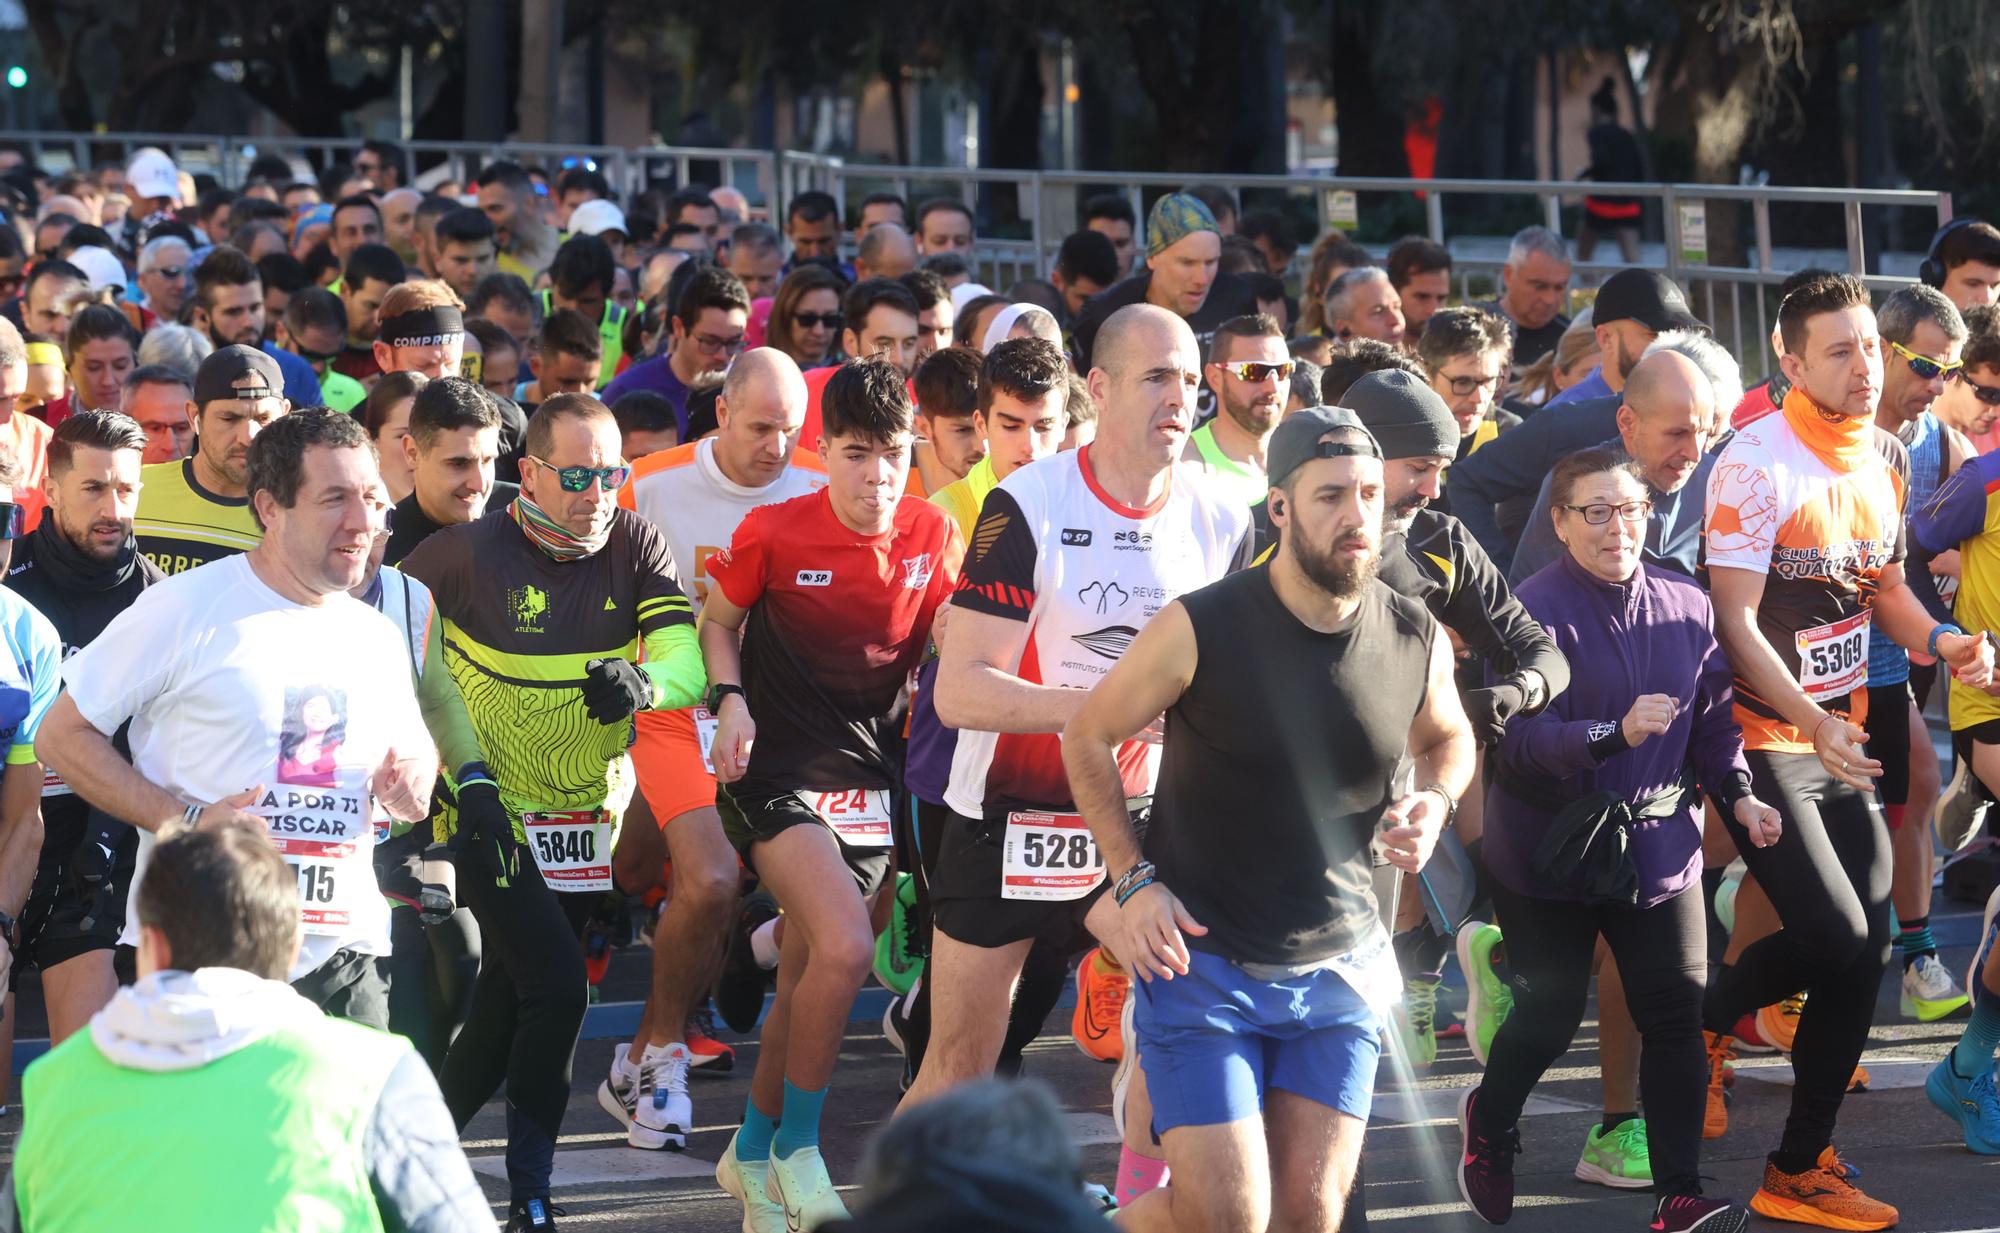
[322,369,367,414]
[15,1015,408,1233]
[537,289,626,389]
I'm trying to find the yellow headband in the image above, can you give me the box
[23,342,62,369]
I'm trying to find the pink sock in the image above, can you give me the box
[1115,1147,1170,1205]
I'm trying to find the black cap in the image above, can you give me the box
[1593,268,1705,334]
[1341,369,1458,461]
[193,344,285,407]
[1267,405,1380,487]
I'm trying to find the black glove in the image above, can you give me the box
[1461,681,1527,747]
[455,779,508,845]
[581,657,652,724]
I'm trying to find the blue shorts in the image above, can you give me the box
[1135,948,1382,1134]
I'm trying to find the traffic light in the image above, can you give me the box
[4,67,24,89]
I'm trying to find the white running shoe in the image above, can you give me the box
[765,1145,849,1231]
[716,1131,789,1233]
[596,1042,636,1128]
[1901,952,1971,1022]
[629,1043,693,1151]
[1111,991,1138,1141]
[1937,757,1990,853]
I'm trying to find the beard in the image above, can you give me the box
[1292,527,1380,601]
[1221,386,1281,438]
[1384,492,1426,536]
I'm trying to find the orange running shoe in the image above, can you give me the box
[1749,1156,1897,1230]
[685,1004,735,1072]
[1759,991,1806,1054]
[1072,947,1130,1063]
[1703,1031,1735,1139]
[1847,1064,1869,1093]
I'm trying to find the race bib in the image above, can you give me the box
[1000,810,1106,902]
[272,836,371,936]
[1795,611,1868,701]
[524,809,614,892]
[795,788,893,846]
[694,706,718,776]
[41,766,70,798]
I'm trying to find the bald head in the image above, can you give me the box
[1616,349,1713,495]
[1092,303,1199,379]
[1087,304,1202,470]
[856,223,918,281]
[715,348,809,488]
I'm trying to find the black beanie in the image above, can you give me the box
[1340,369,1458,460]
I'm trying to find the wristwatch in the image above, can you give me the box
[706,682,746,714]
[1418,785,1458,828]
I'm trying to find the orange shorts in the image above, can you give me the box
[631,705,721,825]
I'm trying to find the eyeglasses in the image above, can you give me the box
[1218,360,1294,382]
[694,332,747,356]
[528,455,631,493]
[1891,339,1962,381]
[792,312,843,331]
[1442,373,1502,398]
[1951,368,2000,406]
[1562,499,1653,526]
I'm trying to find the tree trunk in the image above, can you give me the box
[1330,0,1410,178]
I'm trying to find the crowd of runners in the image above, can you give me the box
[0,140,1995,1233]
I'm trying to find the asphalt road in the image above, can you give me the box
[5,890,1997,1232]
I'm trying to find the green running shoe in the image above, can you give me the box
[1395,973,1441,1068]
[872,872,923,996]
[1456,920,1513,1067]
[1574,1118,1653,1189]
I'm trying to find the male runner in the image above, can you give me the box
[705,359,962,1233]
[1185,313,1287,508]
[599,349,826,1152]
[134,345,290,575]
[38,410,438,1029]
[897,304,1250,1114]
[0,479,65,1030]
[1065,405,1472,1233]
[1702,272,1993,1229]
[382,377,514,566]
[5,412,161,1044]
[400,394,706,1231]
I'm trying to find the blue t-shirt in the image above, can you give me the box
[262,341,329,409]
[1545,365,1613,409]
[0,586,63,766]
[601,357,693,434]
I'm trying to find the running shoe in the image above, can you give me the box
[1651,1194,1749,1233]
[1848,1064,1870,1093]
[766,1144,849,1231]
[1937,756,1989,853]
[504,1198,565,1231]
[1817,1147,1860,1181]
[1925,1053,2000,1154]
[1111,991,1138,1141]
[871,872,923,996]
[1900,953,1971,1022]
[1758,992,1805,1054]
[1082,1183,1118,1214]
[1703,1031,1734,1140]
[1457,921,1512,1067]
[1968,884,2000,1005]
[1072,947,1129,1063]
[687,1003,736,1072]
[1456,1087,1518,1225]
[1396,973,1442,1069]
[717,891,779,1034]
[717,1131,789,1233]
[1573,1118,1651,1189]
[596,1042,637,1128]
[882,985,919,1093]
[629,1042,693,1151]
[1730,1012,1777,1055]
[1749,1157,1897,1230]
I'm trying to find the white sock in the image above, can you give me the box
[642,1040,684,1065]
[750,918,782,969]
[612,1045,639,1082]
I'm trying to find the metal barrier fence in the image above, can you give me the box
[11,131,1954,384]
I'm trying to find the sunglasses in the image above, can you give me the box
[792,312,843,331]
[1563,499,1653,526]
[1891,339,1962,381]
[1950,368,2000,407]
[528,455,631,493]
[1218,360,1294,382]
[147,265,186,280]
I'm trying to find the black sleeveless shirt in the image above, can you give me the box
[1149,565,1436,966]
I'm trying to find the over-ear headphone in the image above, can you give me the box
[1921,217,1981,289]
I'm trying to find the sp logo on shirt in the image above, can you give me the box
[796,569,833,586]
[1061,528,1093,547]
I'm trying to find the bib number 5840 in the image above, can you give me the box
[532,828,596,866]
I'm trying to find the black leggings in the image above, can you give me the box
[439,836,594,1201]
[1475,879,1708,1197]
[387,904,482,1072]
[1864,683,1912,807]
[1702,750,1893,1168]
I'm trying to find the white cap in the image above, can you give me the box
[67,246,128,294]
[948,282,995,314]
[126,147,180,203]
[569,199,628,238]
